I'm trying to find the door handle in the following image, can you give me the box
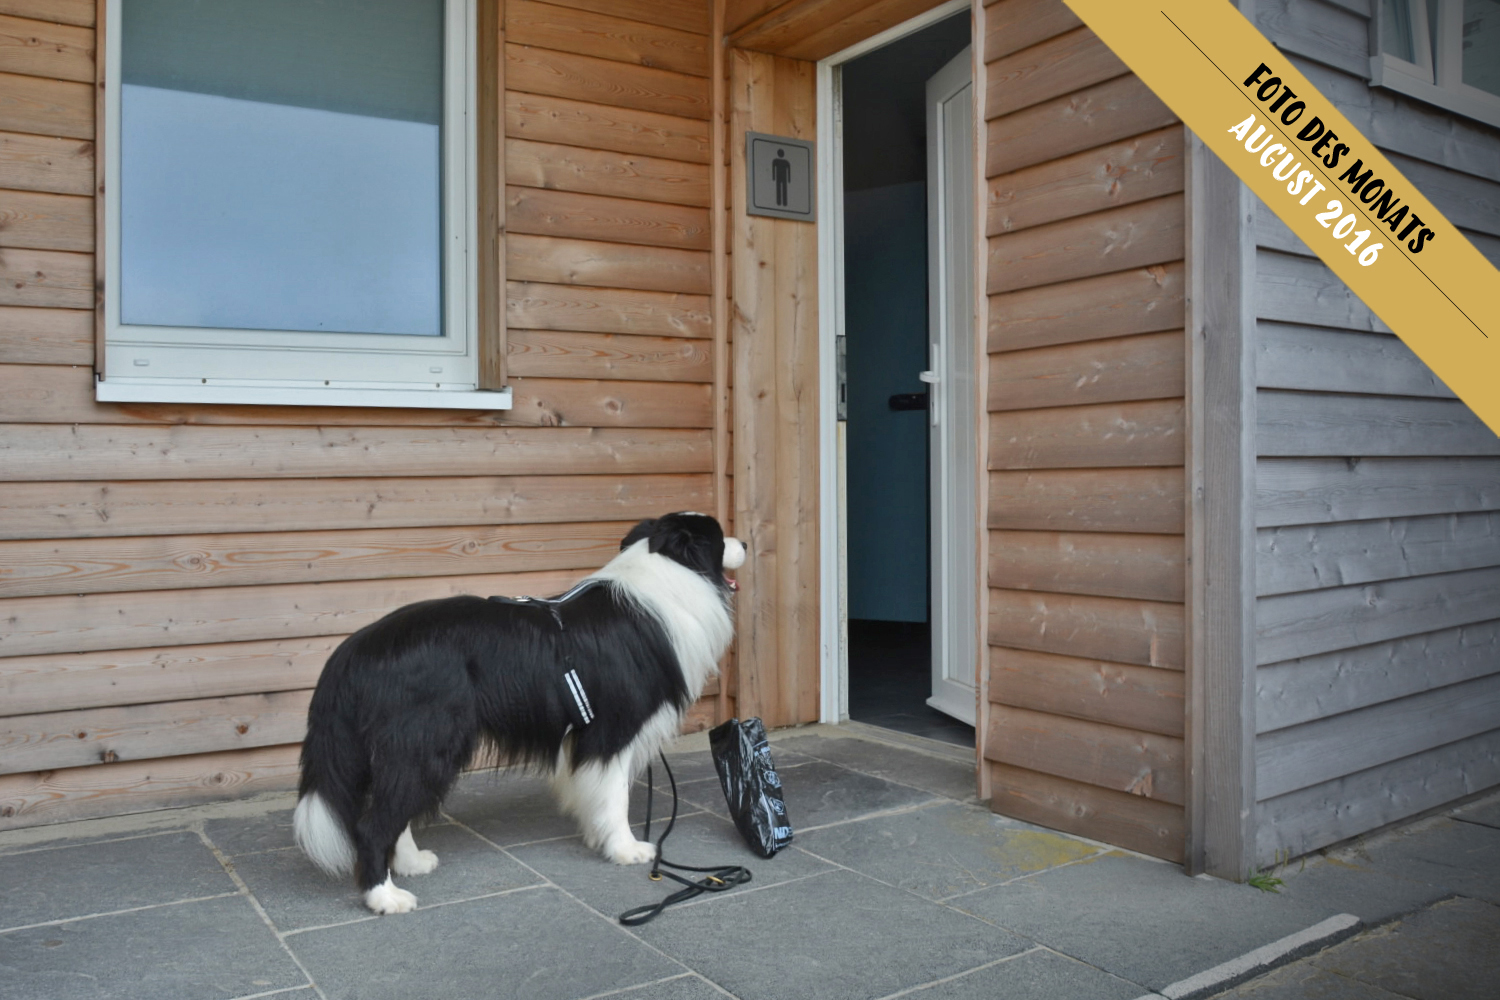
[918,370,939,384]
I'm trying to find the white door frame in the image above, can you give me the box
[815,0,972,723]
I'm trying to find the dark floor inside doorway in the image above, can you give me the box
[847,619,975,747]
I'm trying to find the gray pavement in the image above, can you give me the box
[0,722,1494,1000]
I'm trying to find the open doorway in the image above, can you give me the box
[836,11,974,746]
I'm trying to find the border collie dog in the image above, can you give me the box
[293,512,744,914]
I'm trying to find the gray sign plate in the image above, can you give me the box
[746,131,815,222]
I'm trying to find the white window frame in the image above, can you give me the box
[98,0,510,410]
[1371,0,1500,130]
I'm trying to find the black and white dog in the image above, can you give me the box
[293,512,744,914]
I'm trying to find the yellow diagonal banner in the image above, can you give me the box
[1064,0,1500,437]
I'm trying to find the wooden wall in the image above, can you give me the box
[1243,0,1500,865]
[0,0,725,830]
[979,0,1188,862]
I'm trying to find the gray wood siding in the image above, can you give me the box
[1245,0,1500,864]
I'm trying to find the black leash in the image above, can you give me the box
[617,751,752,926]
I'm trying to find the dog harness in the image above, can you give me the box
[487,579,604,729]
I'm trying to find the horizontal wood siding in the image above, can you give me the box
[982,0,1185,862]
[1246,0,1500,865]
[0,1,729,830]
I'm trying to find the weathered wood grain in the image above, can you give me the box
[761,0,959,62]
[989,262,1184,352]
[1256,618,1500,734]
[508,330,712,382]
[1386,151,1500,239]
[0,129,90,194]
[986,26,1125,121]
[1256,323,1456,399]
[1256,565,1500,664]
[987,73,1175,177]
[543,0,709,34]
[990,645,1185,735]
[989,528,1184,602]
[508,281,710,338]
[505,91,711,164]
[0,472,713,540]
[989,467,1184,534]
[0,424,714,481]
[0,12,92,83]
[0,69,90,138]
[506,43,710,120]
[1258,391,1500,458]
[0,1,94,28]
[989,330,1184,412]
[988,125,1183,236]
[990,587,1185,668]
[1254,249,1389,332]
[0,187,89,250]
[507,184,711,250]
[987,194,1184,295]
[508,233,711,294]
[0,245,90,306]
[505,376,713,427]
[986,702,1184,804]
[1251,0,1371,79]
[507,138,711,207]
[1256,456,1500,527]
[988,760,1184,862]
[989,399,1184,470]
[507,0,709,77]
[0,303,89,362]
[983,0,1083,63]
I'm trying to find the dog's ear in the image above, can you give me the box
[621,518,658,550]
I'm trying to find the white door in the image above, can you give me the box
[923,47,978,725]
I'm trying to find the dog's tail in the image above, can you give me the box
[293,790,355,875]
[293,654,364,876]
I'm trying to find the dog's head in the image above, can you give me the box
[621,512,745,591]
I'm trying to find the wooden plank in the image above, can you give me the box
[988,760,1184,862]
[507,137,711,207]
[1256,456,1500,527]
[1256,323,1456,399]
[0,520,636,599]
[989,529,1184,602]
[0,1,93,27]
[0,245,90,307]
[989,398,1184,470]
[1257,618,1500,734]
[0,744,301,831]
[0,472,713,540]
[0,12,93,83]
[988,467,1184,534]
[770,0,957,62]
[508,233,711,294]
[0,567,585,658]
[990,588,1185,669]
[1253,728,1500,866]
[0,69,90,138]
[991,645,1184,735]
[1256,565,1500,665]
[1256,672,1500,800]
[543,0,709,34]
[1386,151,1500,240]
[0,128,91,194]
[508,330,712,382]
[983,0,1083,62]
[506,0,709,77]
[0,187,89,250]
[1258,391,1500,458]
[506,184,711,250]
[0,304,89,362]
[987,195,1184,295]
[1255,250,1390,333]
[0,425,714,481]
[989,261,1184,353]
[509,281,711,338]
[1254,198,1312,256]
[986,73,1175,177]
[1251,0,1370,78]
[725,0,783,33]
[506,376,713,427]
[475,0,505,391]
[0,690,312,775]
[506,42,710,121]
[989,330,1183,412]
[986,702,1184,804]
[0,636,334,716]
[1257,512,1500,597]
[505,91,711,164]
[986,26,1125,121]
[988,125,1183,237]
[730,0,933,56]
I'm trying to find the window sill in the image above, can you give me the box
[96,379,513,410]
[1370,55,1500,131]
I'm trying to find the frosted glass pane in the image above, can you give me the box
[1464,0,1500,97]
[118,0,444,337]
[1383,0,1416,61]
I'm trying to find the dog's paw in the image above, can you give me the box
[607,839,657,865]
[364,879,418,915]
[393,848,439,876]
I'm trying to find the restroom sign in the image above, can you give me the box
[746,132,815,222]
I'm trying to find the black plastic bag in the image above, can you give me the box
[709,717,793,858]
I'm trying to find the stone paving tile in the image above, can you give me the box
[951,852,1343,993]
[0,894,304,1000]
[1449,797,1500,830]
[0,830,235,930]
[601,974,734,1000]
[444,770,702,848]
[677,759,936,831]
[232,822,543,932]
[203,809,298,857]
[770,735,977,801]
[508,811,833,918]
[1310,897,1500,1000]
[286,887,680,1000]
[633,868,1028,1000]
[1355,818,1500,905]
[891,947,1144,1000]
[796,801,1100,901]
[1214,962,1410,999]
[645,744,815,786]
[1272,855,1451,925]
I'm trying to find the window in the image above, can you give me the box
[1373,0,1500,129]
[99,0,509,409]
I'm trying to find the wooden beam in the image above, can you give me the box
[988,467,1184,534]
[986,73,1174,176]
[990,645,1185,736]
[989,528,1184,602]
[507,330,713,382]
[988,399,1184,470]
[505,91,711,165]
[541,0,709,35]
[507,233,711,294]
[984,26,1124,121]
[988,330,1185,412]
[0,12,94,83]
[506,138,712,207]
[1257,391,1500,458]
[987,760,1184,862]
[505,42,711,121]
[506,185,712,250]
[0,188,90,251]
[982,0,1082,63]
[989,588,1184,669]
[0,69,92,138]
[1256,456,1500,527]
[987,194,1184,295]
[989,262,1184,354]
[985,702,1185,805]
[478,0,506,389]
[0,1,95,28]
[506,0,710,77]
[504,375,714,427]
[508,281,711,338]
[0,246,91,307]
[0,305,90,364]
[0,129,94,195]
